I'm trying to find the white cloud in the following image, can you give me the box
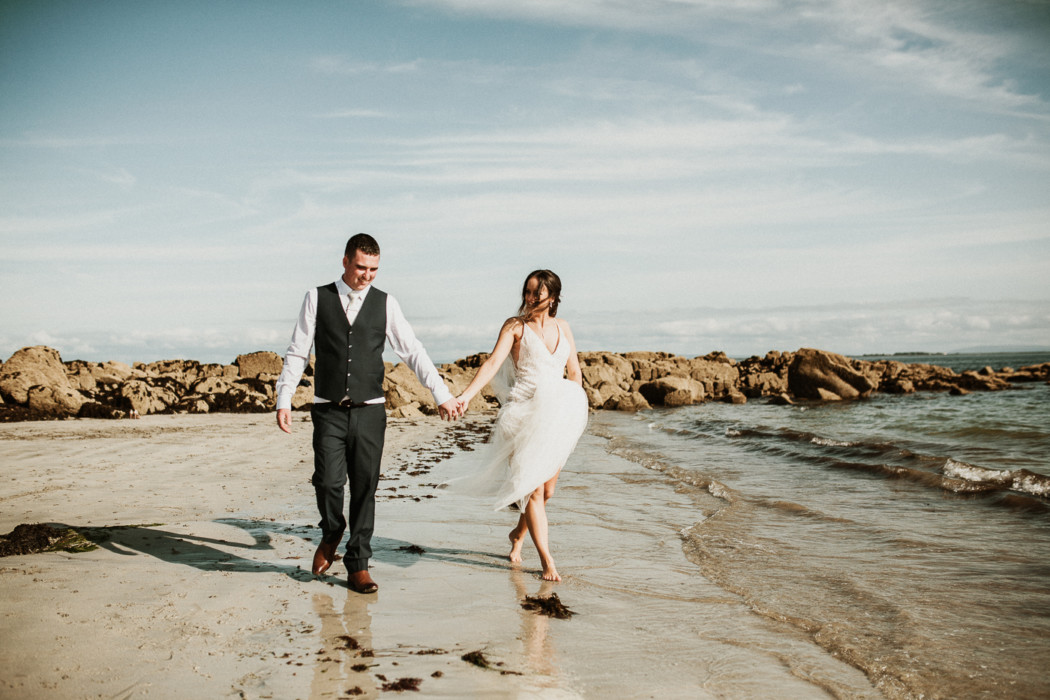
[310,56,422,75]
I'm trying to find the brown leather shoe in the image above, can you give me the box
[312,541,341,576]
[347,569,379,594]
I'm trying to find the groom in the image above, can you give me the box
[275,233,461,593]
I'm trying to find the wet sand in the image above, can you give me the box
[0,413,880,699]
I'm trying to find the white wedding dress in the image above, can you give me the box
[453,321,589,512]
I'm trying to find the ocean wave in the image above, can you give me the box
[810,436,858,447]
[942,459,1050,499]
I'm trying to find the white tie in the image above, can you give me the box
[346,292,363,325]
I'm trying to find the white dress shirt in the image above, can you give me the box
[275,279,453,411]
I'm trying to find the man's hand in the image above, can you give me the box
[276,408,292,433]
[438,398,461,421]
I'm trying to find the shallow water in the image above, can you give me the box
[585,352,1050,699]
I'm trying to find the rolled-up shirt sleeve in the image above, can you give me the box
[385,295,454,406]
[275,289,317,411]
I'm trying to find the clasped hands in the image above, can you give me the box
[438,396,470,421]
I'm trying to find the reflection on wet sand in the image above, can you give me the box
[310,590,378,698]
[511,569,561,678]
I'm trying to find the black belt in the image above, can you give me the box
[336,400,376,409]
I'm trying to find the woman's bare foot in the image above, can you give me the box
[508,530,525,563]
[540,562,561,582]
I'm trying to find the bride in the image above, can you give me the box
[453,270,588,581]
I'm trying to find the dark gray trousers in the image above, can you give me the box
[311,402,386,573]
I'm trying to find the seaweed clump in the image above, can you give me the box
[0,523,97,557]
[521,593,575,619]
[381,677,422,692]
[461,650,491,668]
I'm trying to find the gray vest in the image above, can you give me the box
[314,283,387,403]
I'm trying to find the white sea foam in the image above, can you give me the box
[811,436,856,447]
[1015,473,1050,498]
[943,458,1007,483]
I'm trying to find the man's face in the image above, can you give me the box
[342,251,380,291]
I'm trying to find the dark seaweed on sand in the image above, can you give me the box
[337,635,361,650]
[461,650,491,668]
[397,544,426,554]
[381,677,422,692]
[0,523,98,557]
[521,593,575,619]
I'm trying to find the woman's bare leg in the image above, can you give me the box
[524,484,560,581]
[508,513,527,562]
[509,471,560,564]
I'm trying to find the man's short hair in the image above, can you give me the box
[346,233,380,258]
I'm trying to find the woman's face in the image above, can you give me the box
[524,277,550,310]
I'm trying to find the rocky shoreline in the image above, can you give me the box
[1,345,1047,422]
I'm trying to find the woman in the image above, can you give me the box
[453,270,588,581]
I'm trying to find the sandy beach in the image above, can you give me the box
[0,412,884,699]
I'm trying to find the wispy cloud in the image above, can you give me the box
[311,56,422,75]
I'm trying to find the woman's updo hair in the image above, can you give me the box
[518,269,562,318]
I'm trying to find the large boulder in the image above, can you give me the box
[119,379,178,415]
[383,362,432,410]
[27,385,87,417]
[91,361,138,386]
[136,359,201,387]
[0,346,72,405]
[787,348,878,401]
[235,351,283,379]
[638,376,705,407]
[685,358,740,399]
[605,391,651,412]
[65,361,98,393]
[210,380,272,413]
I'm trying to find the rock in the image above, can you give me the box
[91,361,137,386]
[638,376,705,407]
[65,362,98,393]
[0,346,72,405]
[291,383,314,410]
[949,386,971,396]
[77,402,126,419]
[175,397,211,414]
[881,378,915,394]
[769,393,795,405]
[606,391,651,411]
[686,358,740,399]
[383,363,431,409]
[724,390,747,404]
[740,371,785,398]
[192,376,236,396]
[137,359,201,385]
[1003,371,1042,384]
[27,385,87,417]
[701,351,735,365]
[210,382,271,413]
[235,351,283,379]
[388,401,425,419]
[978,366,995,376]
[119,380,177,415]
[787,348,878,401]
[957,371,1008,392]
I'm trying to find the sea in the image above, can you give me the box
[571,352,1050,699]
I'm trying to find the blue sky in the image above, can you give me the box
[2,0,1048,364]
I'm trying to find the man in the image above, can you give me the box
[276,233,460,593]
